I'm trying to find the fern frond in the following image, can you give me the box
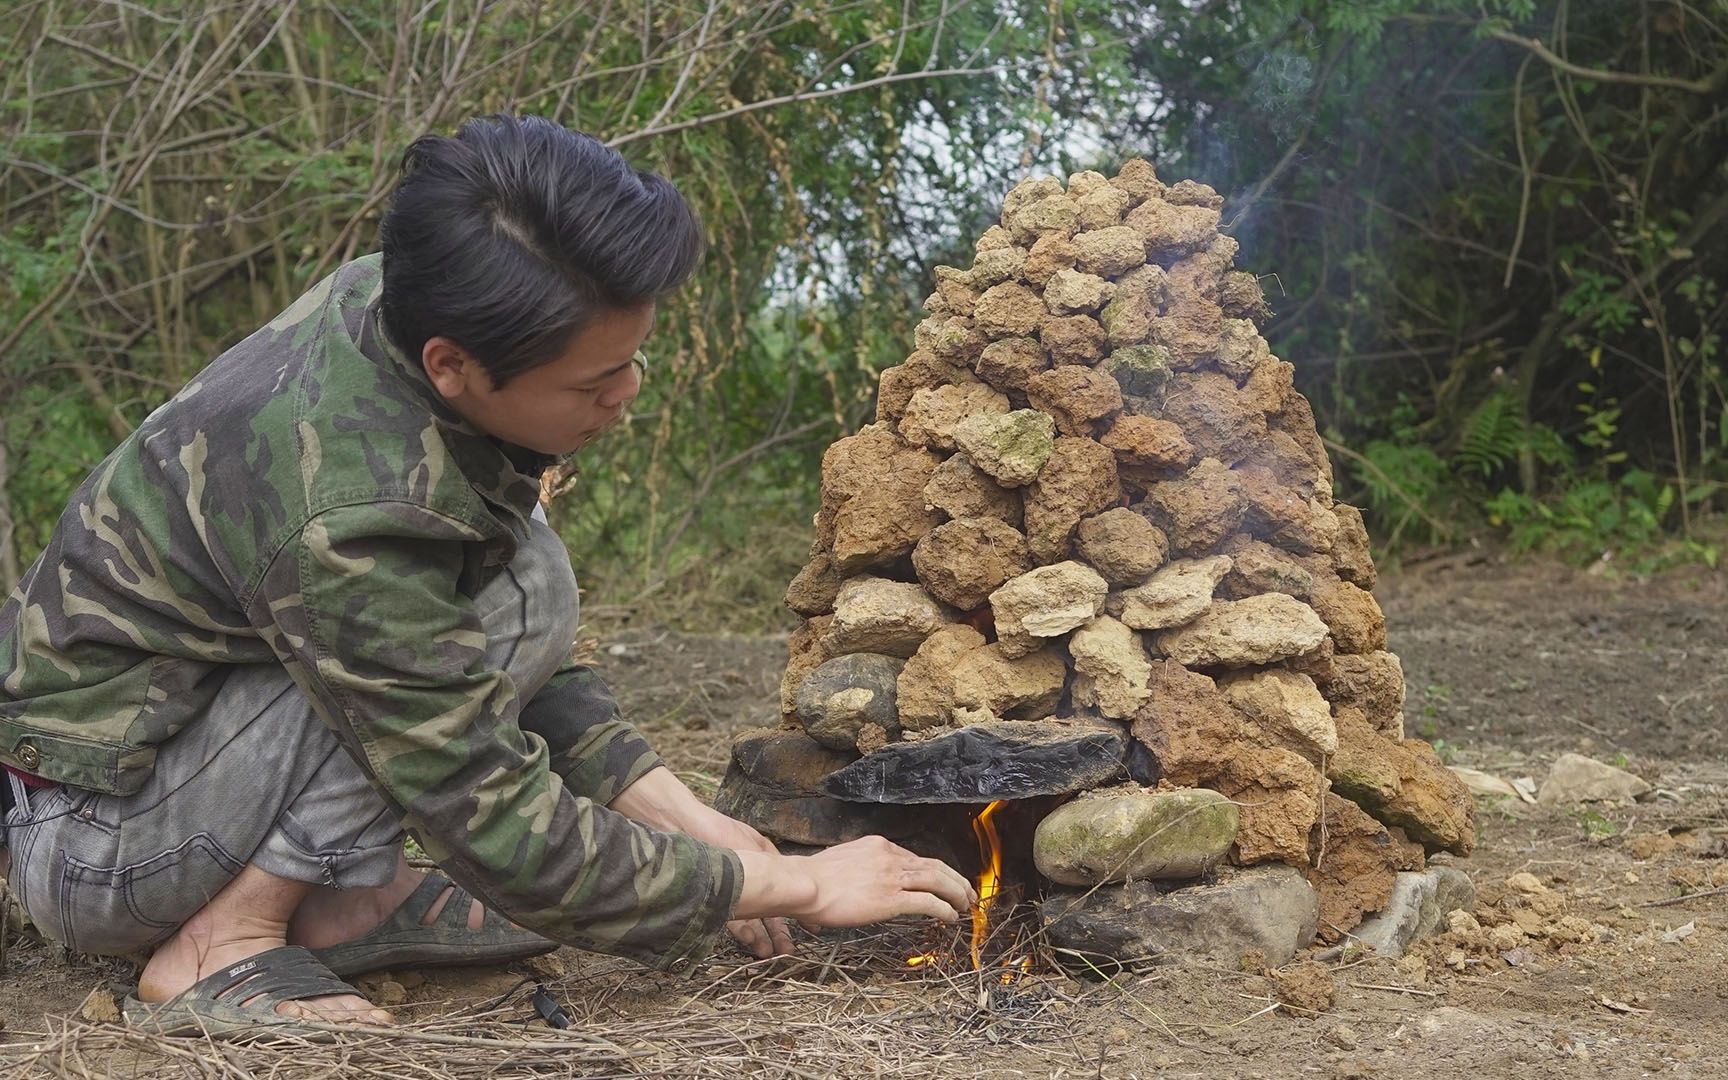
[1456,391,1524,477]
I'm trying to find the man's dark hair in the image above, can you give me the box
[379,115,701,387]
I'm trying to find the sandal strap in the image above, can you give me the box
[422,876,481,932]
[206,946,359,1007]
[404,873,518,933]
[308,871,556,978]
[380,872,492,933]
[390,872,460,928]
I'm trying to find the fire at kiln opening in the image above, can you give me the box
[899,800,1037,982]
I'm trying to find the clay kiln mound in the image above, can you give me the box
[726,160,1474,949]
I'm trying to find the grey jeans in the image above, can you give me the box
[3,509,578,956]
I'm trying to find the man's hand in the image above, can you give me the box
[611,766,795,958]
[734,836,976,930]
[684,814,797,959]
[614,768,976,948]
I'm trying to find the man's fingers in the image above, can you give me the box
[903,889,964,923]
[908,851,976,906]
[727,918,771,958]
[902,858,974,916]
[944,860,979,907]
[731,915,796,960]
[765,917,797,957]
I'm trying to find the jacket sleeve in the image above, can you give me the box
[517,661,663,806]
[247,500,742,970]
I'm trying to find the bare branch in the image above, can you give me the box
[608,61,1027,148]
[1485,27,1715,92]
[1504,54,1536,289]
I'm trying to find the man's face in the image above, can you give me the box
[422,304,654,457]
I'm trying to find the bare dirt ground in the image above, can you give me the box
[3,555,1726,1078]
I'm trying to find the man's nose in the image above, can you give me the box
[597,365,641,409]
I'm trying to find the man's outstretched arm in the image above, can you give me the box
[249,501,743,970]
[517,661,663,804]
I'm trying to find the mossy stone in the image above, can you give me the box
[1100,345,1173,399]
[1033,786,1239,886]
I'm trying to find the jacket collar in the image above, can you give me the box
[350,256,553,532]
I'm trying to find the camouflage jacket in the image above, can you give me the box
[0,255,741,970]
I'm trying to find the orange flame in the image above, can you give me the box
[904,801,1013,974]
[969,800,1006,970]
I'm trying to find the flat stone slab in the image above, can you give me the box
[818,720,1127,804]
[1340,866,1476,959]
[715,768,922,847]
[715,729,921,847]
[730,727,856,792]
[1040,864,1319,968]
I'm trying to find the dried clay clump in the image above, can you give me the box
[726,159,1473,947]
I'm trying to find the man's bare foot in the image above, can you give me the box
[287,853,518,949]
[138,864,390,1026]
[286,853,424,949]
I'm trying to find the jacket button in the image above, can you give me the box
[15,742,40,770]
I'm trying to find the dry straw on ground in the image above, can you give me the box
[0,920,1255,1079]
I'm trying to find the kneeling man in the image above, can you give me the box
[0,114,971,1035]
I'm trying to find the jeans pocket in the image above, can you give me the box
[7,784,68,934]
[60,832,244,954]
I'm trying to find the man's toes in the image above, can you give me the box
[329,993,393,1025]
[275,993,393,1025]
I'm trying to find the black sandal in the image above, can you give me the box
[309,872,556,978]
[122,945,378,1038]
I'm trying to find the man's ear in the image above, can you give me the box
[422,336,476,400]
